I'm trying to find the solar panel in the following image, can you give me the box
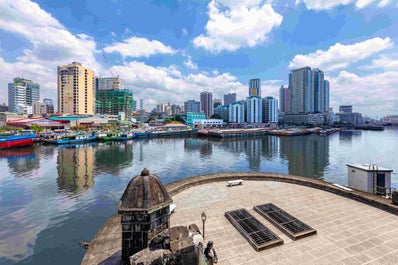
[225,208,283,251]
[254,203,316,240]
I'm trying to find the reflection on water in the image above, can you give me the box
[57,144,96,193]
[94,142,133,174]
[184,138,212,157]
[280,135,329,179]
[339,130,362,143]
[1,146,39,176]
[1,130,398,265]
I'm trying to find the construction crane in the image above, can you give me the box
[102,50,120,90]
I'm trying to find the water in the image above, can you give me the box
[0,128,397,264]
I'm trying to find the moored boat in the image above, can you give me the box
[44,134,97,145]
[0,130,36,149]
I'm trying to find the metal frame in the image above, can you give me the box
[254,203,316,240]
[225,208,283,251]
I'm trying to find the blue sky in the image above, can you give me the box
[1,0,398,118]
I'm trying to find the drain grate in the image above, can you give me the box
[225,208,283,251]
[254,203,316,240]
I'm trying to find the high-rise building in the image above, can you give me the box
[288,67,330,114]
[249,78,261,97]
[184,100,201,113]
[324,80,330,113]
[58,62,95,115]
[262,96,278,123]
[200,91,213,118]
[279,85,289,113]
[215,105,229,122]
[229,101,245,123]
[223,93,236,106]
[289,67,312,114]
[246,96,262,123]
[8,77,40,113]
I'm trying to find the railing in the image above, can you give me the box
[376,186,396,196]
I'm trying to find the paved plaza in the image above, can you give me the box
[82,175,398,265]
[170,180,398,265]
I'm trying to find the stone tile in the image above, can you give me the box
[82,180,398,265]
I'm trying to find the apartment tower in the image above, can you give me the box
[200,91,213,118]
[58,62,95,115]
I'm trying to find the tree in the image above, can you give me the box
[174,115,185,123]
[30,123,44,132]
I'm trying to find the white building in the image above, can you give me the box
[229,101,245,123]
[347,164,393,195]
[246,96,262,124]
[262,96,278,123]
[192,119,224,127]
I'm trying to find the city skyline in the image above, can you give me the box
[1,1,398,118]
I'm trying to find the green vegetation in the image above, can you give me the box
[30,123,44,132]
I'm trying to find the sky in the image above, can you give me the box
[1,0,398,118]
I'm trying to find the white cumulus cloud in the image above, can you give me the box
[0,0,101,104]
[366,54,398,70]
[111,61,246,109]
[329,70,398,117]
[289,37,393,71]
[103,37,176,58]
[193,0,283,53]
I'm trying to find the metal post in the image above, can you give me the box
[201,212,207,240]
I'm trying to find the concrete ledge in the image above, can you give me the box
[165,172,398,216]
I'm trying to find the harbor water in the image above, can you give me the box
[0,128,397,264]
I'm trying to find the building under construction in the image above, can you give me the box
[95,77,134,120]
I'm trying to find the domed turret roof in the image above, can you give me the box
[118,168,172,212]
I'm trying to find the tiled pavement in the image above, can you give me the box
[82,179,398,265]
[170,181,398,265]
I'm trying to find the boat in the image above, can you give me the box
[45,134,97,145]
[133,131,152,138]
[113,131,134,141]
[0,130,36,149]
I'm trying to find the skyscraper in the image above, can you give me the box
[324,80,330,113]
[200,91,213,118]
[262,96,278,123]
[223,93,236,106]
[249,78,261,97]
[313,68,326,113]
[288,67,313,114]
[58,62,95,115]
[8,77,40,113]
[288,67,330,114]
[184,100,201,113]
[279,85,289,113]
[246,96,262,123]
